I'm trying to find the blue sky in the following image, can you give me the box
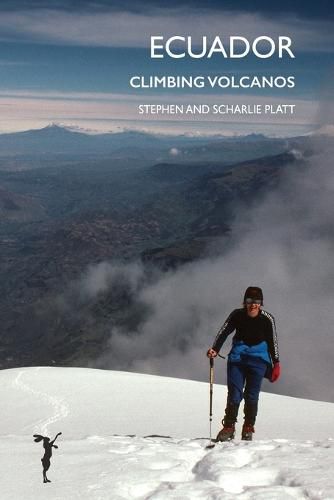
[0,1,333,136]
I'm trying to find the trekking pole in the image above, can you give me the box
[206,357,215,449]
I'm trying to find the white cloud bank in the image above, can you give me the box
[0,8,333,52]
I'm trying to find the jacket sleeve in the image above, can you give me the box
[212,310,237,353]
[262,310,279,363]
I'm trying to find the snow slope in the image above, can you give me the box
[1,367,334,499]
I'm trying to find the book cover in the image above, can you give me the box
[0,1,334,495]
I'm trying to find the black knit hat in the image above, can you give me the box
[243,286,263,305]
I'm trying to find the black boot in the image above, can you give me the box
[242,401,258,441]
[241,423,255,441]
[216,423,235,442]
[216,402,239,442]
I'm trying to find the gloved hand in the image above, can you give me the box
[271,362,281,382]
[207,348,218,358]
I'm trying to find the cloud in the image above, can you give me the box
[0,8,333,52]
[0,1,331,22]
[169,147,180,156]
[79,261,145,300]
[0,60,31,66]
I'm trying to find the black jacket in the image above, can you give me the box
[213,308,279,365]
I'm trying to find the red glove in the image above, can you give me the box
[207,348,217,358]
[271,362,280,382]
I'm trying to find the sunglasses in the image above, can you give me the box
[245,298,262,305]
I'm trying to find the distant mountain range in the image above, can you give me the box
[0,124,224,156]
[0,124,303,163]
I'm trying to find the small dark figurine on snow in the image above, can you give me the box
[33,432,62,483]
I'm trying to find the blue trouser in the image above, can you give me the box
[224,357,267,425]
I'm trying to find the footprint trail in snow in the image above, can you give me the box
[72,435,334,499]
[13,368,69,435]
